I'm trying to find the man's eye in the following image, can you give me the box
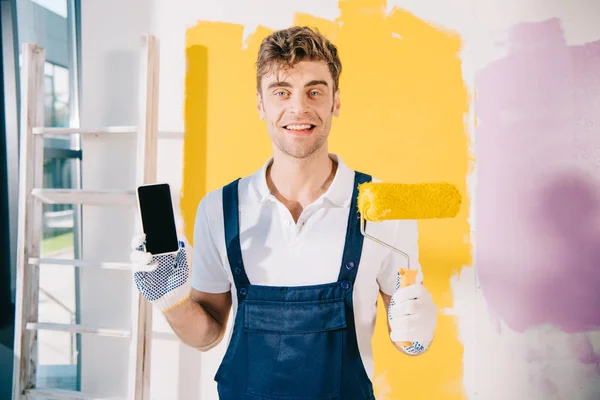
[310,90,320,96]
[275,91,287,96]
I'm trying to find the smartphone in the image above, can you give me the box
[136,183,179,256]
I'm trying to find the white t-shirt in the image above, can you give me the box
[191,153,423,379]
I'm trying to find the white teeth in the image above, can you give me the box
[286,124,312,130]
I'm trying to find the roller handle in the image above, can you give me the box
[395,268,418,347]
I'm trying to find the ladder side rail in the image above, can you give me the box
[129,34,160,400]
[12,43,46,398]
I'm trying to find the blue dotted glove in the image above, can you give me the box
[130,233,191,312]
[387,271,436,355]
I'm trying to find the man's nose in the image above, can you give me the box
[289,93,309,114]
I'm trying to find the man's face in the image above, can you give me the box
[257,60,340,159]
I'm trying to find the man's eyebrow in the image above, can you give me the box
[267,80,329,89]
[304,80,328,88]
[267,81,292,89]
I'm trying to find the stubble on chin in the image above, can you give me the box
[273,130,328,159]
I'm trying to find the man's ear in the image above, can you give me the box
[332,89,341,117]
[256,90,265,120]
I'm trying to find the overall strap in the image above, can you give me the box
[337,171,372,285]
[222,178,251,296]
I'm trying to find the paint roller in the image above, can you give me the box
[357,182,462,346]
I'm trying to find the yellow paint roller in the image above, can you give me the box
[357,182,462,346]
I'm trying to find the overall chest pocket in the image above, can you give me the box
[244,298,347,399]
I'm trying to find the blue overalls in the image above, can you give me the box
[214,171,375,400]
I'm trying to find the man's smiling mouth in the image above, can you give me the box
[283,124,316,134]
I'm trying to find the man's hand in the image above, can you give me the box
[130,233,191,312]
[387,273,437,355]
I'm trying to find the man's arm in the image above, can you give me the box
[164,288,232,352]
[165,188,234,352]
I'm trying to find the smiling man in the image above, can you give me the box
[131,26,437,399]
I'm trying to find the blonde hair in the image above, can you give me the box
[256,26,342,93]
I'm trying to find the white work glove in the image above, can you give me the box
[130,233,191,312]
[388,273,437,355]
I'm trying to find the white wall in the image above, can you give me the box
[79,0,150,397]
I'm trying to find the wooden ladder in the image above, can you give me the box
[12,34,160,400]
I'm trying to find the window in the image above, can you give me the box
[7,0,82,393]
[45,62,71,128]
[31,0,68,17]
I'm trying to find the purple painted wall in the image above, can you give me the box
[475,18,600,334]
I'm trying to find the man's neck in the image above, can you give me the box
[266,148,337,220]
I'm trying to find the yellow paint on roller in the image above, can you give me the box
[183,0,471,398]
[358,182,462,222]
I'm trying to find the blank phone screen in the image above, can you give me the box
[137,183,179,255]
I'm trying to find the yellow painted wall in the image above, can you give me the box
[182,0,471,397]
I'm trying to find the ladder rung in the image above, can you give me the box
[25,388,124,400]
[30,257,133,271]
[32,126,137,135]
[31,189,136,205]
[26,322,130,338]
